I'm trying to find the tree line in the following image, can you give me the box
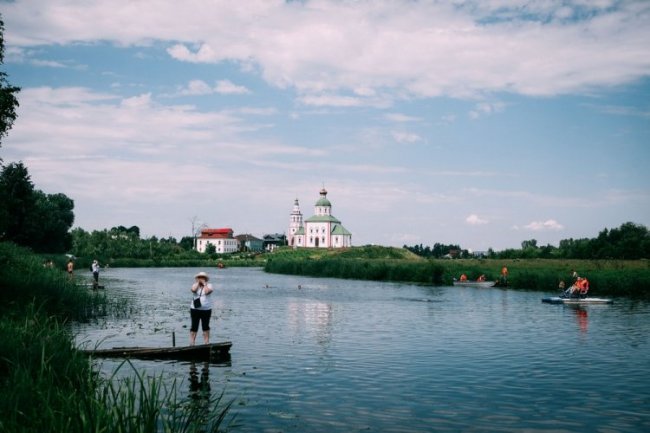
[70,225,197,262]
[405,222,650,260]
[0,162,75,253]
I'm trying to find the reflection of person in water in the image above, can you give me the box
[574,307,588,333]
[189,361,211,399]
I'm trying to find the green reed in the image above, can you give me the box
[0,313,233,433]
[264,247,650,298]
[0,242,234,432]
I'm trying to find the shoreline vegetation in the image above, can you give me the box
[263,246,650,298]
[0,242,232,433]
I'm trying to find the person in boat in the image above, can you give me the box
[477,274,486,282]
[565,277,589,298]
[459,274,468,282]
[577,277,590,298]
[190,271,214,345]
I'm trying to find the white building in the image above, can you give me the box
[196,228,239,254]
[288,188,352,248]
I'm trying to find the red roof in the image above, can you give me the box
[199,228,234,238]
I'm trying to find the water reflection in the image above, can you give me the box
[569,305,589,333]
[189,361,211,401]
[287,301,333,347]
[188,361,212,428]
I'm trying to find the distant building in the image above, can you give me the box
[196,228,238,254]
[235,234,264,252]
[263,233,286,251]
[288,188,352,248]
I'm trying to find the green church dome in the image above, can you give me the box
[315,188,331,207]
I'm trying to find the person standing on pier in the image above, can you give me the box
[190,271,214,345]
[91,259,100,288]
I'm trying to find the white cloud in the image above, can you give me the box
[167,43,218,63]
[298,94,364,107]
[385,113,421,123]
[391,131,422,144]
[215,80,250,95]
[466,214,489,225]
[181,79,213,96]
[523,219,565,231]
[5,1,649,102]
[469,101,506,119]
[177,79,251,96]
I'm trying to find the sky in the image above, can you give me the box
[1,0,649,251]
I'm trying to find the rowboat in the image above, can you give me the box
[541,296,613,305]
[453,280,495,288]
[82,342,232,362]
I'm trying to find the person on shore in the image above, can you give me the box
[91,259,100,288]
[500,266,508,285]
[66,258,74,277]
[190,271,214,345]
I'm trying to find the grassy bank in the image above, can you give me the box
[264,246,650,298]
[0,242,232,433]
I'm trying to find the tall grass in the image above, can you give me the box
[0,313,233,433]
[0,241,234,432]
[265,248,650,298]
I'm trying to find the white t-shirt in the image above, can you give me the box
[191,282,213,310]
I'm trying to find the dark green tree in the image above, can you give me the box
[0,162,75,252]
[0,16,20,146]
[26,191,75,252]
[179,236,195,251]
[0,162,35,244]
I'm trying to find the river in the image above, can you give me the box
[73,267,650,432]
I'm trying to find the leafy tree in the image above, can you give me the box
[0,163,75,252]
[521,239,538,250]
[0,16,20,146]
[0,162,35,244]
[25,191,74,252]
[179,236,195,251]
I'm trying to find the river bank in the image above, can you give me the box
[0,242,231,433]
[263,246,650,298]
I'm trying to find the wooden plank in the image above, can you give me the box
[82,342,232,362]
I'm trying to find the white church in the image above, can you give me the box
[287,188,352,249]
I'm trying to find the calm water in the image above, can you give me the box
[74,267,650,432]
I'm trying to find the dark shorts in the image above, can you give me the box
[190,308,212,332]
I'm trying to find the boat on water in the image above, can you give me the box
[542,296,613,305]
[82,341,232,362]
[453,280,495,288]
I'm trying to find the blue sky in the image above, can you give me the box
[2,0,649,250]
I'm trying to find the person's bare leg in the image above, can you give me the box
[203,330,210,344]
[190,331,197,346]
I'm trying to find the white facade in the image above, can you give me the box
[196,238,239,254]
[287,198,303,247]
[196,228,239,253]
[288,188,352,249]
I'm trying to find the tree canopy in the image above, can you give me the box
[0,15,20,146]
[0,162,75,253]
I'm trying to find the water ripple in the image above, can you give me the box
[74,268,650,433]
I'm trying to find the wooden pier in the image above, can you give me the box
[82,342,232,363]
